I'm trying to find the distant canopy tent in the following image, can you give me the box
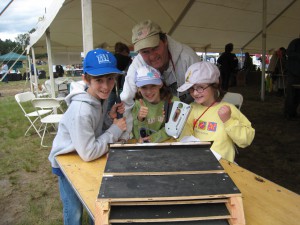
[0,52,27,70]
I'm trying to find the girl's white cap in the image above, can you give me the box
[177,62,220,92]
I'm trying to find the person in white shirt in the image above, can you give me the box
[120,20,200,140]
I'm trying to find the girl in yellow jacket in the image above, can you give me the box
[177,61,255,162]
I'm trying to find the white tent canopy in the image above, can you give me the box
[29,0,300,56]
[27,0,300,100]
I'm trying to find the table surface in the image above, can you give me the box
[56,152,300,225]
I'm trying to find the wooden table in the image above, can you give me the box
[56,152,300,225]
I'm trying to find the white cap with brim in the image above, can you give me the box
[83,48,124,76]
[135,65,162,87]
[177,62,220,92]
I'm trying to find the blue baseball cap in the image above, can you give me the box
[83,48,124,76]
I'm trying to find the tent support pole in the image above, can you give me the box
[81,0,93,56]
[261,0,267,101]
[31,48,39,97]
[46,28,56,99]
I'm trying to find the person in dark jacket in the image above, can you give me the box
[217,43,239,91]
[107,42,132,112]
[284,38,300,120]
[55,65,64,77]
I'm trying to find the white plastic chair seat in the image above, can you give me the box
[222,92,243,110]
[26,109,52,117]
[41,114,63,124]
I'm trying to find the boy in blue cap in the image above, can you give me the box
[48,49,126,225]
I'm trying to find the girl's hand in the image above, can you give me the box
[138,136,150,143]
[109,102,125,119]
[138,99,148,121]
[218,105,231,123]
[113,117,127,131]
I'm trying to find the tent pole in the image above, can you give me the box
[45,28,55,99]
[31,48,39,97]
[26,54,33,92]
[81,0,93,56]
[261,0,267,101]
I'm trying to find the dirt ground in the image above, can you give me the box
[230,83,300,194]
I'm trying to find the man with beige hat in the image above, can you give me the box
[120,19,200,140]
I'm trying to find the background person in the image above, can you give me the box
[284,38,300,120]
[242,52,253,83]
[268,47,287,96]
[107,42,132,112]
[55,65,65,77]
[217,43,239,91]
[132,65,179,143]
[1,63,9,83]
[48,49,126,225]
[177,61,255,163]
[120,19,200,140]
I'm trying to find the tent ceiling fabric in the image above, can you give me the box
[30,0,300,60]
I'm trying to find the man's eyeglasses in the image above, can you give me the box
[188,84,212,94]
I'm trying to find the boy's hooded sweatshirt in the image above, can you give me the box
[48,88,123,170]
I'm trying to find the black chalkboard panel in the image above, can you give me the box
[105,144,221,174]
[99,173,240,200]
[109,203,229,222]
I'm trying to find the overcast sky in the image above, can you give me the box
[0,0,53,41]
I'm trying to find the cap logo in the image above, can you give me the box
[147,72,154,78]
[96,54,110,64]
[147,70,160,79]
[185,71,192,83]
[137,27,150,40]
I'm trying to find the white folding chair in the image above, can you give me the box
[69,80,86,92]
[31,76,49,98]
[222,92,243,110]
[15,92,52,138]
[31,98,64,147]
[44,80,66,112]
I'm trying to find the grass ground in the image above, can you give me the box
[0,78,90,225]
[0,75,299,224]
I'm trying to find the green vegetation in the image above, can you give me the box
[0,80,90,225]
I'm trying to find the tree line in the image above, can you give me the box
[0,33,47,58]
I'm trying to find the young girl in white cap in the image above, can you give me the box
[132,65,179,143]
[177,61,255,162]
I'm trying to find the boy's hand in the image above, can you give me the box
[138,99,148,121]
[218,105,231,123]
[113,117,127,131]
[109,102,125,119]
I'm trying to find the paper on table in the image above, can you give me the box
[179,136,222,161]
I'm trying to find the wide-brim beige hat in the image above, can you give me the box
[132,20,162,52]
